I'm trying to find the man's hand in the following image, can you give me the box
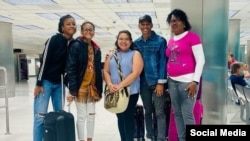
[155,83,164,97]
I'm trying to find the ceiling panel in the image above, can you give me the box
[0,0,250,58]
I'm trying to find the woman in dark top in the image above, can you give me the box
[33,14,76,141]
[66,21,102,141]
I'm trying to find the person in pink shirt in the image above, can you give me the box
[165,9,205,141]
[228,52,237,70]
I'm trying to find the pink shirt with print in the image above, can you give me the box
[166,31,201,77]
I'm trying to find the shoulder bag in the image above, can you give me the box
[104,50,130,113]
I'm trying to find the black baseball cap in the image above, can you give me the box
[139,15,152,23]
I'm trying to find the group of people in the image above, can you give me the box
[33,8,205,141]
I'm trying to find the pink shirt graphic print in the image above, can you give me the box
[166,31,201,77]
[169,42,180,63]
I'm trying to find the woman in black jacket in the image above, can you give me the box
[33,14,76,141]
[66,21,102,141]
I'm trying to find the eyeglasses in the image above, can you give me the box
[118,38,130,41]
[170,19,181,24]
[83,29,94,32]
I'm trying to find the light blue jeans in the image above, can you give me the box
[168,79,197,141]
[140,84,166,141]
[33,80,64,141]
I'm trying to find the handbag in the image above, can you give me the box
[104,50,130,113]
[104,85,130,113]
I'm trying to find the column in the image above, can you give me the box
[229,19,241,60]
[238,45,245,62]
[247,40,250,65]
[171,0,228,124]
[0,21,15,97]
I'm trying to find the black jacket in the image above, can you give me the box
[36,33,70,86]
[66,37,103,98]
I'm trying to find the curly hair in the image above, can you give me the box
[166,9,191,31]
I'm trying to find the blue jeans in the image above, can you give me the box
[33,80,64,141]
[140,84,166,141]
[168,79,196,141]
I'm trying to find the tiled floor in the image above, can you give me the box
[0,77,246,141]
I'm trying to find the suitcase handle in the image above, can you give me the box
[67,105,71,113]
[61,74,71,113]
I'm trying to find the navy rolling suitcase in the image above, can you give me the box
[134,104,145,141]
[43,110,75,141]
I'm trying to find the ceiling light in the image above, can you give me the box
[37,13,84,20]
[57,13,84,20]
[116,11,156,20]
[229,10,239,18]
[13,25,28,30]
[23,25,43,30]
[4,0,56,5]
[103,0,152,3]
[240,30,250,37]
[13,25,43,30]
[0,15,13,21]
[37,13,60,20]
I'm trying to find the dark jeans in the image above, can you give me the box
[117,94,139,141]
[140,84,166,140]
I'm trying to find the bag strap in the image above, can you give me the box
[112,50,129,96]
[113,50,124,81]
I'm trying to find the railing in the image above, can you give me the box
[0,66,11,134]
[235,84,250,124]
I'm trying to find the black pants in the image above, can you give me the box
[117,94,139,141]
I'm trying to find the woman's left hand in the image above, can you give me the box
[185,82,198,98]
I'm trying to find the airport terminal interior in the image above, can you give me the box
[1,0,250,141]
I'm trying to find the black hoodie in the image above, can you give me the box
[36,33,71,86]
